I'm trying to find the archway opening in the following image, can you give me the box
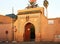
[24,23,35,41]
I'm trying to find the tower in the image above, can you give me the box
[12,7,14,14]
[14,0,46,42]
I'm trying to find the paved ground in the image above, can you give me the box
[0,41,60,44]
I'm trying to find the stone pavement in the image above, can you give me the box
[0,41,60,44]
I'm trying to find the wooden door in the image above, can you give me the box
[24,23,31,41]
[24,23,35,41]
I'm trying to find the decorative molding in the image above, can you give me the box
[19,15,39,19]
[26,16,29,22]
[17,10,42,15]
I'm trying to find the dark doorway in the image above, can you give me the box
[24,23,35,41]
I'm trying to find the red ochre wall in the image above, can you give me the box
[0,15,13,41]
[41,15,60,42]
[0,24,12,41]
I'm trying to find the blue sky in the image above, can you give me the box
[0,0,60,18]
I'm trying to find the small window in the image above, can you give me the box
[48,20,54,24]
[58,35,60,38]
[55,35,60,39]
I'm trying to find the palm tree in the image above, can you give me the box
[6,14,17,21]
[43,0,49,17]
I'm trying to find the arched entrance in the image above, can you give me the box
[24,23,35,41]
